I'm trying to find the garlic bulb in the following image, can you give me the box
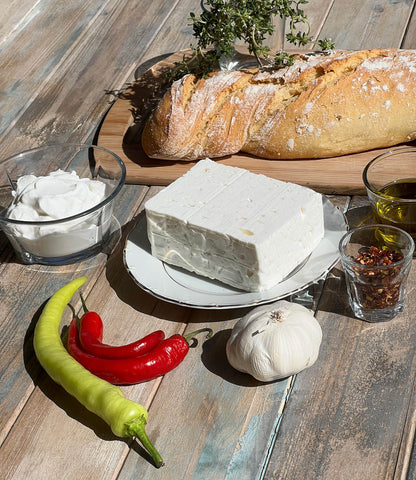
[226,300,322,382]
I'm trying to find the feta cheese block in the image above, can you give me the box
[145,159,324,292]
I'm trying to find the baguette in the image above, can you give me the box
[142,49,416,161]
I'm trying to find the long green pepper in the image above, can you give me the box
[33,276,163,468]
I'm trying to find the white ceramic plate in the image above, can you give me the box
[124,196,347,309]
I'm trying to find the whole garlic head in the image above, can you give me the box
[226,300,322,382]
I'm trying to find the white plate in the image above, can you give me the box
[124,196,347,309]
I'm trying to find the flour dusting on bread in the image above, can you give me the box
[142,49,416,161]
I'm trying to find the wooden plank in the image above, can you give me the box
[139,0,200,66]
[319,0,415,49]
[0,0,200,451]
[0,188,161,475]
[0,1,44,43]
[117,311,295,480]
[301,0,335,44]
[0,0,184,446]
[401,2,416,457]
[141,0,334,62]
[0,0,188,159]
[402,1,416,49]
[0,281,173,480]
[392,0,416,453]
[265,264,416,480]
[0,0,111,140]
[262,227,416,479]
[0,183,147,445]
[394,383,416,480]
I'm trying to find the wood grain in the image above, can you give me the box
[264,265,416,480]
[116,313,296,480]
[319,0,415,48]
[1,0,416,479]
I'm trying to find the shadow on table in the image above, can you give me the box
[23,308,116,440]
[105,212,250,323]
[200,327,296,387]
[316,204,382,319]
[104,212,172,316]
[201,328,260,387]
[104,206,375,322]
[316,266,355,318]
[24,308,158,466]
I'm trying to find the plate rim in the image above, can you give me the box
[123,196,347,309]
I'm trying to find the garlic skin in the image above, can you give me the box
[226,300,322,382]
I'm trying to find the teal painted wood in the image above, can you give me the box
[188,379,294,480]
[222,377,295,480]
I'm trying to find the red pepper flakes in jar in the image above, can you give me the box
[351,246,404,310]
[354,245,404,267]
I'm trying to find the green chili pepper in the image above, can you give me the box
[33,276,163,468]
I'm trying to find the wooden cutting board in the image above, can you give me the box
[97,49,415,195]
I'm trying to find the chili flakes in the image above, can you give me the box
[350,246,404,310]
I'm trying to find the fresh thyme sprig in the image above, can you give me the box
[169,0,335,79]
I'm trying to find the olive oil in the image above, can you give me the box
[374,179,416,241]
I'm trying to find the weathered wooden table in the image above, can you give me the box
[1,1,416,479]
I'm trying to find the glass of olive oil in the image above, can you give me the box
[363,147,416,247]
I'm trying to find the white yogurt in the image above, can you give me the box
[7,169,110,258]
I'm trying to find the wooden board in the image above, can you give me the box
[97,49,415,195]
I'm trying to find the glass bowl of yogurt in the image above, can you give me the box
[0,143,126,265]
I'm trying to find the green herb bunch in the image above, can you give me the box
[170,0,334,79]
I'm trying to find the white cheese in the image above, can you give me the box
[145,159,324,292]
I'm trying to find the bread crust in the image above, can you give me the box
[141,49,416,161]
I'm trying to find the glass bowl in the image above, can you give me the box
[0,144,126,265]
[363,147,416,245]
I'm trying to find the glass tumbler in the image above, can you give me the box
[363,147,416,247]
[339,224,414,322]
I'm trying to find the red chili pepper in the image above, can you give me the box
[67,319,212,385]
[78,295,165,359]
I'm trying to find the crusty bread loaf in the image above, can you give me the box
[141,49,416,161]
